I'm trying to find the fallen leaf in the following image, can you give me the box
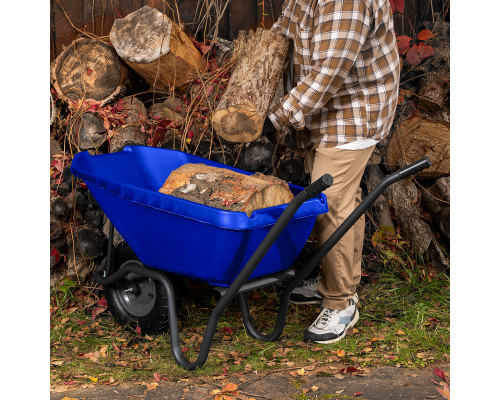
[364,347,373,352]
[144,382,158,391]
[61,397,78,400]
[336,389,345,394]
[89,377,98,382]
[334,374,346,380]
[436,382,450,399]
[433,368,449,383]
[296,368,306,376]
[354,392,363,396]
[396,330,406,335]
[310,386,319,392]
[153,373,161,382]
[337,349,345,357]
[221,383,238,392]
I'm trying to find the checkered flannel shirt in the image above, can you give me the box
[268,0,400,149]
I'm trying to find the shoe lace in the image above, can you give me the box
[303,276,320,288]
[316,308,338,327]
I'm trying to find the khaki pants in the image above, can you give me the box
[307,146,375,310]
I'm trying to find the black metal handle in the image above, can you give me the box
[303,174,333,198]
[396,157,432,180]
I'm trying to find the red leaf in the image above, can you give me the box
[433,368,449,383]
[86,68,93,75]
[153,373,161,382]
[418,43,434,61]
[181,346,189,353]
[354,392,363,397]
[406,45,421,66]
[417,29,434,41]
[135,325,142,335]
[50,247,61,263]
[97,297,107,307]
[390,0,405,14]
[397,35,412,55]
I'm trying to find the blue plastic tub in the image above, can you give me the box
[71,146,328,286]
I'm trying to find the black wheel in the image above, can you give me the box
[103,261,172,334]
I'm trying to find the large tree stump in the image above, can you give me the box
[110,6,207,92]
[159,163,293,216]
[211,28,290,143]
[52,38,127,105]
[387,116,450,178]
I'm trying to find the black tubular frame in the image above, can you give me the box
[93,157,431,370]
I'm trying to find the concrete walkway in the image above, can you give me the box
[50,362,449,400]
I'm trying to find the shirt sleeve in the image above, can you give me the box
[269,0,371,130]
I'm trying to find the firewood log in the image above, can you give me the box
[110,6,207,92]
[387,180,449,268]
[211,28,290,143]
[159,163,293,216]
[109,97,147,152]
[387,116,450,178]
[363,164,394,230]
[52,38,127,105]
[67,112,107,152]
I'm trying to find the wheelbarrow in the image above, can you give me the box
[71,145,431,370]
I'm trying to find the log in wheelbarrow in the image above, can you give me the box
[71,145,431,370]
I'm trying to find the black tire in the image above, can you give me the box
[103,261,173,334]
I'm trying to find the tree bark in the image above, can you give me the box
[211,28,290,143]
[52,38,127,105]
[110,6,207,92]
[387,180,448,268]
[159,163,293,216]
[386,116,450,178]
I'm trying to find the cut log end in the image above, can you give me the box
[110,6,172,63]
[211,106,264,143]
[52,38,124,104]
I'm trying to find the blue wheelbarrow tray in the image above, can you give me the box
[71,146,328,287]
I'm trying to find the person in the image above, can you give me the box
[263,0,400,344]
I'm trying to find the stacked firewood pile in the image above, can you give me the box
[50,6,450,285]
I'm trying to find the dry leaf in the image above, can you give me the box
[336,349,345,357]
[364,347,373,352]
[336,390,345,394]
[144,382,158,391]
[310,386,319,392]
[100,345,108,357]
[89,377,98,382]
[396,330,406,335]
[334,374,346,379]
[222,383,238,392]
[296,368,306,376]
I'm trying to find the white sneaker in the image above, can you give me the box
[304,302,359,344]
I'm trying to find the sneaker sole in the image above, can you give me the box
[311,309,360,344]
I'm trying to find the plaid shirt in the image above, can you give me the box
[269,0,400,149]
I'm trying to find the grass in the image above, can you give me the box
[50,236,450,387]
